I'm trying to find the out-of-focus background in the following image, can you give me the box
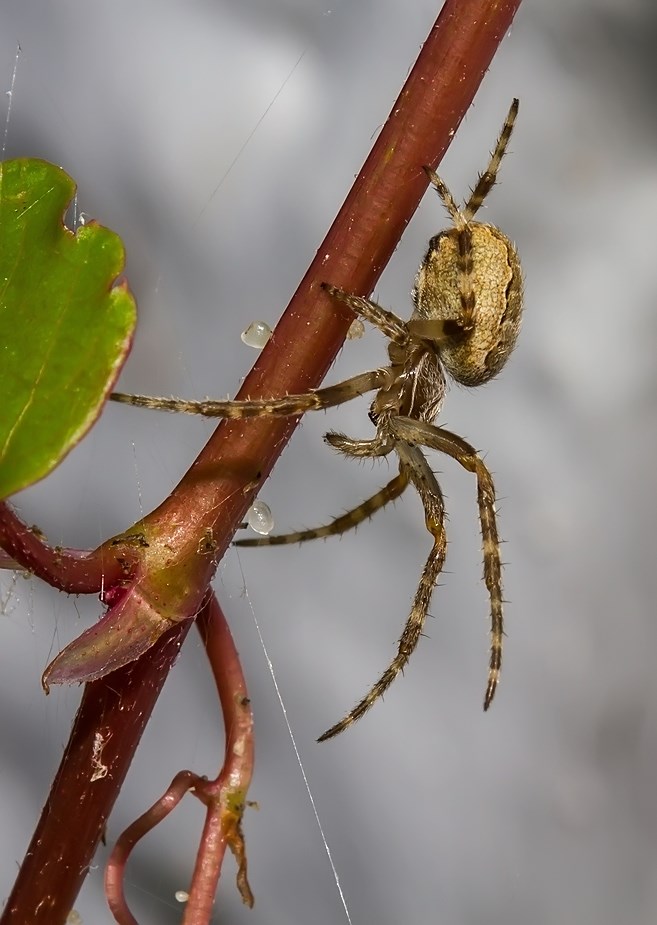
[2,1,656,923]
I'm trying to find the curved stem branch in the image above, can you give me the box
[105,771,202,925]
[0,502,124,593]
[104,596,254,925]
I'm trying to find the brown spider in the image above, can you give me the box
[112,99,522,741]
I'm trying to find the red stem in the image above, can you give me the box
[106,771,201,925]
[1,621,192,925]
[104,596,254,924]
[184,595,255,920]
[0,501,123,593]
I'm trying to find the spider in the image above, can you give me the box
[112,99,523,741]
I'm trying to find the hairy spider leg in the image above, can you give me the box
[318,440,447,741]
[462,98,519,222]
[235,471,409,548]
[320,284,410,345]
[324,431,394,458]
[111,284,410,419]
[389,416,504,710]
[423,98,519,227]
[111,369,388,418]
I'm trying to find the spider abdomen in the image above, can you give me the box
[413,222,523,387]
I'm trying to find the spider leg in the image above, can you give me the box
[423,166,465,227]
[234,470,409,548]
[318,440,446,741]
[322,284,410,345]
[407,317,469,346]
[324,431,394,458]
[111,368,389,418]
[462,98,519,222]
[389,415,504,710]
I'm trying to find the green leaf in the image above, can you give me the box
[0,158,136,499]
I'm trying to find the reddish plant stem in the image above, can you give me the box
[1,2,522,922]
[106,771,201,925]
[0,501,123,593]
[1,621,192,925]
[104,597,254,924]
[184,595,255,920]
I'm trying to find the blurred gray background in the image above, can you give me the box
[2,1,657,923]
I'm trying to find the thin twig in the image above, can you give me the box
[0,502,124,593]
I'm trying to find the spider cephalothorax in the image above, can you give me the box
[112,99,522,741]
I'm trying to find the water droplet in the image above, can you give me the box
[246,500,274,535]
[241,321,272,349]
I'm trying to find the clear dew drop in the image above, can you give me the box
[346,318,365,340]
[241,320,272,349]
[246,500,274,535]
